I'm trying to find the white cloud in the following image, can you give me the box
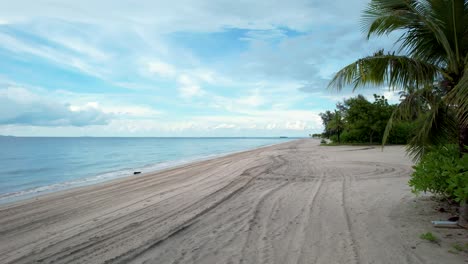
[187,69,220,84]
[241,29,288,42]
[49,36,111,61]
[69,101,100,112]
[179,85,203,99]
[0,1,366,33]
[285,120,308,130]
[177,74,205,99]
[0,32,108,79]
[318,87,403,105]
[191,109,323,132]
[102,105,162,118]
[0,0,400,137]
[212,123,236,129]
[0,87,112,126]
[68,101,161,118]
[143,60,225,99]
[147,61,176,78]
[382,90,401,104]
[235,89,265,108]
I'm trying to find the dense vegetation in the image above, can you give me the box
[411,145,468,202]
[319,94,413,145]
[326,0,468,206]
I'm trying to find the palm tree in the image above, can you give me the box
[382,85,458,158]
[328,0,468,156]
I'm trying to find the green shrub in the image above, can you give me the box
[340,130,360,143]
[387,121,415,144]
[420,232,439,243]
[452,243,468,252]
[410,145,468,202]
[329,135,339,143]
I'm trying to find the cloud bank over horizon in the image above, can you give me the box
[0,0,400,137]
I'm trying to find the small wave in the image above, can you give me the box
[0,168,134,203]
[0,156,215,204]
[0,139,293,204]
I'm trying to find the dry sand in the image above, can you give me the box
[0,139,466,264]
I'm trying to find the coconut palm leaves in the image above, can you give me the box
[329,50,440,90]
[329,0,468,157]
[449,67,468,126]
[362,0,466,70]
[383,86,458,159]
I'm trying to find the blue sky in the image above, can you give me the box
[0,0,400,137]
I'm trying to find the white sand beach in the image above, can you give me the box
[0,139,466,264]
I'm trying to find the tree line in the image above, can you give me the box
[319,94,414,145]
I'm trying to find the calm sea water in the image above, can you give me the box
[0,137,294,203]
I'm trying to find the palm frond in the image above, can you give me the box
[328,52,440,91]
[362,0,414,37]
[406,95,458,160]
[382,110,396,149]
[382,86,426,147]
[362,0,463,72]
[380,85,457,160]
[447,67,468,127]
[332,0,468,157]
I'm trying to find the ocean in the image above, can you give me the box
[0,137,294,203]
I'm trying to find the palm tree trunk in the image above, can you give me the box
[460,200,468,228]
[459,125,468,226]
[459,125,468,155]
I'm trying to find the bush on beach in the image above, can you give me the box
[410,145,468,202]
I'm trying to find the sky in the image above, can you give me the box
[0,0,401,137]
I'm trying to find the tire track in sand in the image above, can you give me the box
[240,147,324,264]
[240,181,290,264]
[107,155,282,264]
[340,168,361,264]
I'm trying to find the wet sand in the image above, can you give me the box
[0,139,466,264]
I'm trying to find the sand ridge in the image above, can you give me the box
[0,139,465,263]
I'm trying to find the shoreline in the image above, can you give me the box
[0,138,298,205]
[0,139,465,263]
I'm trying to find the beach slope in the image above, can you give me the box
[0,139,465,263]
